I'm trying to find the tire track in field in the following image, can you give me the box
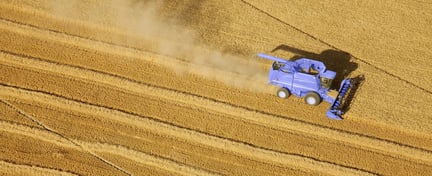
[2,87,325,176]
[240,0,432,95]
[0,160,78,176]
[2,46,432,165]
[9,100,302,176]
[0,40,428,175]
[0,89,366,176]
[0,67,374,176]
[0,120,220,176]
[0,10,431,152]
[0,19,431,156]
[0,121,126,176]
[2,93,224,176]
[0,99,133,176]
[0,100,44,129]
[0,52,426,164]
[1,55,431,175]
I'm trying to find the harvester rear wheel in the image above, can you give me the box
[304,92,321,106]
[276,88,290,99]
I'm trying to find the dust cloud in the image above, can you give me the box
[44,0,268,92]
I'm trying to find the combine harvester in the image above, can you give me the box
[258,53,353,120]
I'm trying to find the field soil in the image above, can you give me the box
[1,0,431,175]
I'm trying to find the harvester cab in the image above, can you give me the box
[258,53,353,120]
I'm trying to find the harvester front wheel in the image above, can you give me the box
[304,92,321,106]
[276,88,290,99]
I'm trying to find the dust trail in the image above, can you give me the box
[43,0,268,92]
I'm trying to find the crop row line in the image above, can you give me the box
[0,84,372,175]
[1,46,430,156]
[1,51,430,174]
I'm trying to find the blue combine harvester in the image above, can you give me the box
[258,53,353,120]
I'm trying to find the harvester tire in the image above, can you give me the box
[276,88,290,99]
[304,92,321,106]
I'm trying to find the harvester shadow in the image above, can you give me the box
[272,44,361,115]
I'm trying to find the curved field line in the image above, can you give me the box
[0,160,78,176]
[2,54,432,175]
[2,96,229,176]
[2,50,432,173]
[0,87,373,176]
[0,59,432,175]
[1,89,370,175]
[0,81,377,175]
[9,100,307,176]
[0,11,431,152]
[0,119,221,176]
[1,51,431,165]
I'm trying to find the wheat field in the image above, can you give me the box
[1,0,431,175]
